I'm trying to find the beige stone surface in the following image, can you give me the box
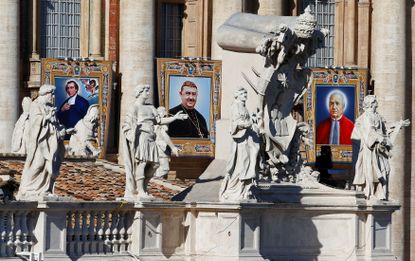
[211,0,243,60]
[118,0,155,161]
[371,0,408,259]
[257,0,286,16]
[0,0,19,153]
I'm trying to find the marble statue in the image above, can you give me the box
[121,84,187,200]
[352,95,410,200]
[67,104,100,157]
[219,87,261,202]
[154,106,179,178]
[16,85,73,200]
[217,7,328,192]
[11,97,32,154]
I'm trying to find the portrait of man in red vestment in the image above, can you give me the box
[316,89,355,145]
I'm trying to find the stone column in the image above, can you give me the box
[344,0,356,65]
[90,0,102,58]
[257,0,286,16]
[0,0,19,153]
[211,0,243,60]
[118,0,155,159]
[371,0,408,259]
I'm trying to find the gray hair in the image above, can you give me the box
[329,91,346,108]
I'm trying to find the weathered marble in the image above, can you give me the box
[219,87,261,202]
[121,84,187,200]
[16,85,70,200]
[352,95,409,200]
[11,97,32,154]
[67,104,100,157]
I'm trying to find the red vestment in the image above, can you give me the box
[316,116,354,145]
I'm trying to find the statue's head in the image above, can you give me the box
[294,6,317,39]
[157,106,167,117]
[363,95,378,112]
[234,87,248,103]
[38,84,56,105]
[134,84,151,100]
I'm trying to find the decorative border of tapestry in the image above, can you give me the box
[304,68,368,163]
[156,58,222,157]
[41,58,113,158]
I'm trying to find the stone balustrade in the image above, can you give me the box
[0,195,401,260]
[0,202,37,258]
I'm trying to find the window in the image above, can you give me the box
[40,0,81,58]
[158,3,184,58]
[301,0,335,67]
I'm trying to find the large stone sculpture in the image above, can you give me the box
[217,8,327,201]
[11,97,32,154]
[67,104,100,157]
[154,106,179,178]
[352,95,410,200]
[219,87,261,201]
[16,85,71,200]
[122,84,187,200]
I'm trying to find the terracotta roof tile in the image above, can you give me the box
[0,158,196,201]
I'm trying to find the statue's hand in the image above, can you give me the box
[175,111,188,120]
[171,147,179,157]
[401,118,410,128]
[65,128,76,135]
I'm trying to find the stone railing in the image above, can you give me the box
[66,208,134,257]
[0,202,37,258]
[0,196,400,261]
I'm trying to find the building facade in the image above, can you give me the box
[0,0,413,259]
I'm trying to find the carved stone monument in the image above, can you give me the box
[219,87,261,202]
[121,84,187,201]
[352,95,410,200]
[67,104,101,157]
[217,7,327,201]
[16,85,70,200]
[154,106,179,178]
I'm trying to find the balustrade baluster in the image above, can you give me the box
[14,211,22,252]
[118,211,126,253]
[66,211,75,257]
[74,211,81,257]
[88,210,96,254]
[111,212,120,253]
[6,211,14,256]
[126,212,133,253]
[96,211,104,254]
[104,211,111,254]
[81,211,88,255]
[20,211,29,252]
[0,211,7,256]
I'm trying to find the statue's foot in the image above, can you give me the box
[136,192,155,201]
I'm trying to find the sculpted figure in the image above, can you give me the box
[67,104,100,157]
[219,87,261,201]
[352,95,410,200]
[122,84,187,200]
[154,106,179,178]
[11,97,32,154]
[17,85,71,200]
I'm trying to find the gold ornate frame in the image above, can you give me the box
[156,58,222,157]
[304,68,368,163]
[41,58,113,158]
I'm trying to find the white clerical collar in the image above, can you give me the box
[67,94,77,105]
[331,115,343,121]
